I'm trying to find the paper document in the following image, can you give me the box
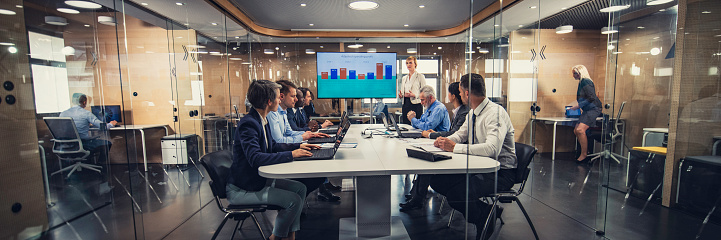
[411,143,446,152]
[321,143,357,148]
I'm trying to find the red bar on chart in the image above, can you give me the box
[376,63,383,79]
[340,68,347,79]
[321,72,328,79]
[358,74,365,79]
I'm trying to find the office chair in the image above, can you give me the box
[200,150,282,240]
[44,117,102,178]
[587,102,627,164]
[479,142,539,240]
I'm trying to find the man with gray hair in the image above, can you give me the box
[59,93,117,164]
[406,85,450,132]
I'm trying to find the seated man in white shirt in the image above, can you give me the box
[267,80,340,202]
[59,93,117,164]
[430,73,517,240]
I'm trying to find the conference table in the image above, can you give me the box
[259,124,499,239]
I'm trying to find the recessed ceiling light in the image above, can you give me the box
[57,8,80,14]
[561,7,567,10]
[211,22,217,25]
[637,26,645,29]
[15,5,23,8]
[8,46,18,54]
[601,26,618,34]
[0,42,15,46]
[600,5,630,12]
[653,36,660,39]
[348,44,363,48]
[702,11,711,14]
[235,36,239,39]
[556,25,573,34]
[518,25,523,27]
[320,46,324,48]
[98,16,116,26]
[407,48,417,53]
[437,46,442,50]
[300,3,307,7]
[175,2,185,6]
[478,48,489,54]
[230,58,242,60]
[65,1,102,9]
[305,49,315,54]
[141,2,148,6]
[84,24,90,27]
[264,49,274,54]
[403,24,409,27]
[177,36,183,39]
[0,9,17,15]
[45,16,69,25]
[275,47,280,50]
[646,0,674,5]
[348,1,379,11]
[626,38,630,40]
[387,45,390,48]
[650,47,661,55]
[659,9,666,12]
[367,48,376,53]
[309,23,314,26]
[419,5,425,8]
[529,6,537,9]
[184,23,189,26]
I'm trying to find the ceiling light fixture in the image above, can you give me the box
[386,45,390,48]
[407,48,417,53]
[367,48,376,53]
[348,43,363,48]
[57,8,80,14]
[141,2,148,6]
[519,25,523,27]
[601,26,618,34]
[478,48,489,54]
[403,24,409,27]
[8,46,18,54]
[646,0,674,5]
[650,47,661,55]
[530,6,537,9]
[65,1,102,9]
[45,16,69,26]
[419,5,425,8]
[348,1,379,11]
[211,22,217,25]
[556,25,573,34]
[230,58,242,60]
[175,2,185,6]
[437,46,442,50]
[15,5,22,8]
[84,24,90,27]
[309,23,314,26]
[305,49,315,54]
[98,16,116,26]
[702,11,711,14]
[235,36,239,39]
[275,47,280,50]
[300,3,306,7]
[0,42,15,46]
[264,49,274,54]
[600,4,630,12]
[0,9,17,15]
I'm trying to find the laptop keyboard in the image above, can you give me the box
[308,137,337,144]
[311,148,334,159]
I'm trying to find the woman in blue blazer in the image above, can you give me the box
[227,80,318,240]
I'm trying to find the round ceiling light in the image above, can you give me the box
[57,8,80,14]
[556,25,573,34]
[65,1,102,9]
[264,49,274,54]
[650,47,661,55]
[305,49,316,54]
[646,0,674,5]
[0,9,17,15]
[478,48,489,54]
[348,1,379,11]
[601,26,618,34]
[348,44,363,49]
[98,16,116,26]
[600,5,630,12]
[366,48,376,53]
[407,48,417,53]
[45,16,69,26]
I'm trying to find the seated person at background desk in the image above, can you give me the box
[269,80,340,202]
[59,93,116,163]
[431,73,517,240]
[406,85,451,132]
[401,82,469,211]
[228,80,319,240]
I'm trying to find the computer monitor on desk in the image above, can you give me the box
[91,105,122,124]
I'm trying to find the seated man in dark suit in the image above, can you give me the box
[227,80,319,240]
[400,82,470,211]
[287,89,314,131]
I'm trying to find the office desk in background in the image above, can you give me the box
[531,117,623,160]
[642,128,668,147]
[110,124,169,171]
[260,124,499,239]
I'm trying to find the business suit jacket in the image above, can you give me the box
[287,107,311,131]
[429,104,470,142]
[228,108,301,192]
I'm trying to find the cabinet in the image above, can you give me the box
[161,134,199,165]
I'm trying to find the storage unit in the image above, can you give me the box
[676,156,721,225]
[161,134,199,165]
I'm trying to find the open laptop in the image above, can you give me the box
[389,114,423,138]
[294,140,342,161]
[319,112,348,134]
[381,113,407,131]
[307,122,346,144]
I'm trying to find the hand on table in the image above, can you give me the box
[422,129,435,138]
[321,120,334,128]
[434,137,456,152]
[312,132,330,138]
[292,144,320,158]
[309,120,319,132]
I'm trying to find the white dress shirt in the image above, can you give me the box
[448,98,517,169]
[401,71,425,105]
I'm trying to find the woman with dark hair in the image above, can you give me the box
[400,82,470,211]
[569,65,602,163]
[399,56,425,124]
[227,80,320,240]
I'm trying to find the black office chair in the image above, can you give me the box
[44,117,102,178]
[200,150,282,240]
[588,102,627,164]
[480,142,539,240]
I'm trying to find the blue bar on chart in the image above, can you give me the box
[349,70,356,79]
[385,65,392,79]
[330,69,338,79]
[367,72,374,79]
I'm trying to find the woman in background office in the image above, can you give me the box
[569,65,602,163]
[228,80,319,240]
[399,56,424,124]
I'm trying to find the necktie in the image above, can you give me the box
[300,109,307,123]
[264,123,272,153]
[471,113,477,144]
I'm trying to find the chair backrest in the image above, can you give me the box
[200,150,233,199]
[514,142,537,186]
[44,117,89,158]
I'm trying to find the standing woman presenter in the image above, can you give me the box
[570,65,602,163]
[399,56,424,124]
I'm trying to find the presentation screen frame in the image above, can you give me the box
[316,52,398,99]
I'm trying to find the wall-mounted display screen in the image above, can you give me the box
[316,52,397,99]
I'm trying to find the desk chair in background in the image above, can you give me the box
[200,150,282,240]
[44,117,102,178]
[588,101,627,164]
